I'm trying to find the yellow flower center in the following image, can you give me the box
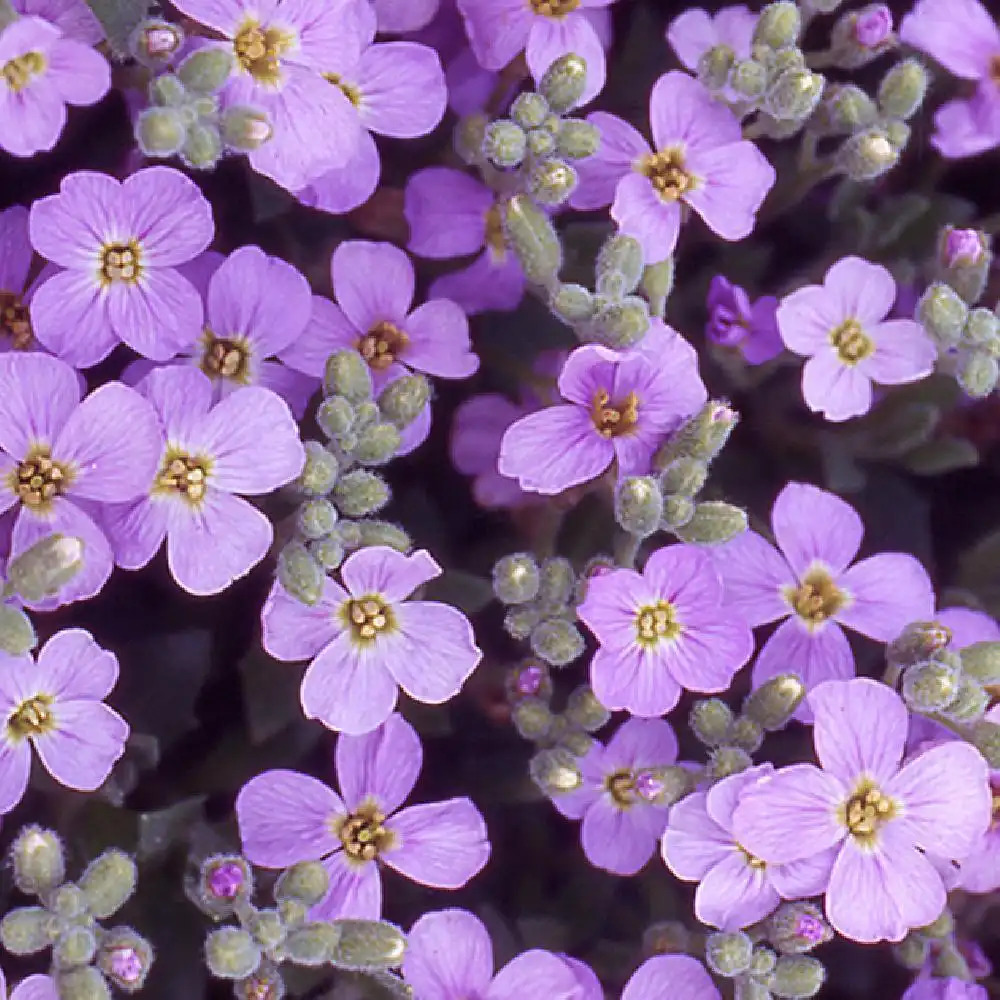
[155,450,212,504]
[7,694,54,740]
[739,845,767,869]
[0,292,33,350]
[357,322,408,372]
[12,446,72,510]
[344,596,396,644]
[605,769,637,808]
[201,333,250,382]
[590,389,639,438]
[233,19,293,86]
[783,566,846,628]
[484,203,507,262]
[639,149,693,203]
[322,72,361,106]
[840,780,897,845]
[634,599,681,648]
[829,318,874,366]
[529,0,579,14]
[334,800,396,862]
[99,241,142,287]
[2,51,45,92]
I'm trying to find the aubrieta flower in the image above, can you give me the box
[900,0,1000,158]
[0,628,129,813]
[902,977,987,1000]
[402,908,584,1000]
[0,205,44,354]
[0,972,58,1000]
[237,713,490,918]
[666,5,756,72]
[777,256,937,422]
[732,678,991,943]
[28,167,214,368]
[622,955,721,1000]
[705,275,783,365]
[548,717,679,875]
[372,0,440,33]
[0,15,109,158]
[11,0,104,44]
[103,367,305,597]
[571,71,775,262]
[404,167,525,316]
[167,0,363,191]
[956,705,1000,893]
[0,353,160,607]
[937,605,1000,649]
[262,545,482,734]
[498,338,707,495]
[577,544,754,716]
[455,0,612,107]
[662,764,832,929]
[717,481,935,712]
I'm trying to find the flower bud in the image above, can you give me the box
[957,349,999,399]
[1,907,54,955]
[274,861,330,907]
[538,557,576,606]
[483,119,527,168]
[335,520,364,551]
[0,605,36,656]
[829,4,894,69]
[356,520,411,552]
[11,825,66,895]
[764,68,824,121]
[181,122,224,170]
[296,498,337,541]
[959,640,1000,684]
[753,2,801,49]
[325,350,372,403]
[502,195,562,288]
[675,501,747,545]
[511,92,549,129]
[178,48,233,94]
[918,908,954,939]
[79,849,137,919]
[137,109,187,160]
[506,660,551,702]
[661,493,696,530]
[729,715,764,753]
[530,747,583,794]
[455,112,488,164]
[513,697,555,740]
[902,659,961,712]
[205,927,262,980]
[940,675,988,722]
[529,158,578,207]
[148,72,187,107]
[530,618,585,667]
[96,928,153,992]
[706,746,753,779]
[615,476,663,538]
[597,234,644,296]
[942,226,988,270]
[641,257,675,316]
[744,674,806,730]
[505,604,542,641]
[317,398,355,443]
[969,718,1000,768]
[729,59,769,100]
[812,84,878,135]
[525,127,557,160]
[659,401,740,466]
[248,908,286,951]
[493,553,541,605]
[837,127,899,181]
[353,422,402,466]
[309,535,345,572]
[328,919,407,972]
[333,470,390,517]
[378,375,430,428]
[916,282,969,349]
[7,533,84,603]
[888,620,953,666]
[557,118,600,159]
[705,931,754,977]
[564,685,611,732]
[659,456,709,497]
[50,884,88,920]
[538,53,588,113]
[54,925,99,970]
[690,698,734,746]
[55,967,112,1000]
[892,933,930,970]
[199,855,252,910]
[222,106,273,151]
[128,19,184,66]
[751,946,778,977]
[766,955,826,998]
[878,58,929,120]
[278,541,324,605]
[698,44,736,90]
[635,765,692,806]
[591,295,650,348]
[963,307,999,350]
[284,922,340,966]
[550,282,595,324]
[932,943,971,980]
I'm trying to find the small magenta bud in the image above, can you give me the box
[54,925,98,970]
[180,122,224,170]
[690,698,734,746]
[838,127,899,181]
[675,501,747,545]
[356,520,411,552]
[97,928,154,993]
[7,534,84,603]
[944,228,987,269]
[564,685,611,732]
[551,282,595,324]
[222,106,273,152]
[764,68,824,121]
[853,4,892,46]
[79,849,137,919]
[939,226,992,304]
[0,605,37,656]
[506,660,551,702]
[55,967,112,1000]
[285,922,340,966]
[493,553,541,605]
[512,697,555,740]
[766,955,826,998]
[278,541,324,606]
[753,2,801,48]
[483,119,527,168]
[325,350,372,403]
[878,58,929,120]
[828,3,894,68]
[328,919,407,972]
[706,746,753,779]
[177,48,234,94]
[1,907,53,955]
[511,92,549,129]
[556,118,600,159]
[637,765,691,806]
[743,674,806,730]
[297,498,338,541]
[705,931,754,977]
[274,861,330,907]
[698,44,736,90]
[530,618,585,667]
[205,927,262,981]
[902,660,961,712]
[530,747,583,795]
[538,53,588,113]
[768,903,834,954]
[333,470,390,518]
[378,374,430,428]
[957,349,999,399]
[615,476,663,538]
[129,19,184,66]
[502,195,562,288]
[200,855,252,908]
[11,825,66,895]
[597,234,644,296]
[917,282,969,348]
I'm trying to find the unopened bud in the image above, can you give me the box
[55,967,112,1000]
[918,908,954,939]
[378,375,430,428]
[512,697,555,740]
[180,122,223,170]
[356,520,411,552]
[942,226,988,270]
[525,127,557,160]
[353,422,401,466]
[538,53,588,113]
[932,942,971,980]
[661,493,696,530]
[963,309,998,352]
[698,44,736,91]
[960,641,1000,684]
[888,620,953,666]
[328,919,406,972]
[729,715,764,753]
[813,84,878,135]
[764,68,824,121]
[705,931,754,977]
[178,48,233,94]
[766,955,826,998]
[493,553,541,605]
[283,922,339,966]
[247,908,285,952]
[957,349,999,399]
[309,535,345,572]
[551,283,595,324]
[557,118,600,159]
[200,855,252,908]
[1,907,53,955]
[511,92,549,129]
[11,825,65,895]
[658,401,740,467]
[838,126,899,180]
[564,685,611,731]
[8,533,84,603]
[50,884,87,920]
[659,456,709,497]
[297,498,338,541]
[969,718,1000,768]
[940,675,989,722]
[902,660,961,712]
[96,928,153,992]
[729,59,769,100]
[690,698,734,746]
[0,604,36,656]
[325,350,372,403]
[538,557,576,606]
[54,926,99,970]
[503,195,562,288]
[531,747,583,794]
[129,19,184,66]
[455,112,488,165]
[274,861,330,907]
[317,396,356,440]
[205,927,262,980]
[830,4,894,68]
[615,476,663,538]
[636,766,692,806]
[641,258,675,316]
[483,119,527,168]
[222,106,273,151]
[506,660,551,702]
[754,2,801,48]
[878,58,929,120]
[893,933,930,970]
[706,745,753,779]
[333,470,390,517]
[597,234,644,296]
[531,618,585,667]
[751,946,778,977]
[529,158,578,207]
[675,501,747,545]
[591,295,650,348]
[79,849,137,919]
[767,903,833,954]
[744,674,806,730]
[916,282,969,348]
[885,118,910,150]
[149,72,186,107]
[278,541,324,605]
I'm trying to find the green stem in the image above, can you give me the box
[613,531,642,569]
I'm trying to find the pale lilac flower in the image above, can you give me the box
[900,0,1000,158]
[2,972,59,1000]
[0,16,109,158]
[666,5,756,71]
[455,0,613,106]
[11,0,103,43]
[103,367,304,596]
[716,481,935,714]
[547,717,678,875]
[732,678,991,943]
[0,629,128,813]
[571,72,775,262]
[0,205,48,354]
[262,546,482,735]
[705,276,782,365]
[372,0,440,33]
[902,978,988,1000]
[662,764,833,929]
[778,257,937,422]
[953,705,1000,893]
[404,167,525,315]
[0,353,160,607]
[938,606,1000,648]
[577,544,754,717]
[28,167,214,367]
[237,714,490,918]
[622,955,721,1000]
[168,0,363,191]
[498,339,706,495]
[560,956,602,1000]
[403,908,582,1000]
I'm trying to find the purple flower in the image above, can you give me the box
[622,955,721,1000]
[168,0,363,191]
[2,973,59,1000]
[404,167,525,315]
[11,0,103,43]
[0,628,128,813]
[456,0,613,106]
[666,5,756,72]
[262,545,482,734]
[943,228,987,268]
[403,908,583,1000]
[938,606,1000,648]
[548,717,678,875]
[0,205,48,354]
[902,978,988,1000]
[372,0,440,33]
[662,764,832,929]
[716,481,935,714]
[236,713,490,918]
[705,276,783,365]
[777,257,937,422]
[0,353,160,607]
[0,16,109,158]
[900,0,1000,158]
[732,678,991,943]
[28,167,214,367]
[498,338,706,496]
[577,544,754,717]
[571,72,775,262]
[853,5,893,48]
[103,367,305,596]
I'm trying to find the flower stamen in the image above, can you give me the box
[358,321,408,371]
[2,51,45,93]
[345,596,396,644]
[590,389,639,438]
[12,446,71,510]
[639,149,693,203]
[233,19,292,86]
[840,779,896,844]
[783,566,846,628]
[201,334,250,382]
[0,292,33,349]
[605,769,637,807]
[7,694,54,740]
[155,450,212,504]
[99,241,142,287]
[829,318,874,365]
[334,800,396,861]
[635,599,681,647]
[529,0,579,15]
